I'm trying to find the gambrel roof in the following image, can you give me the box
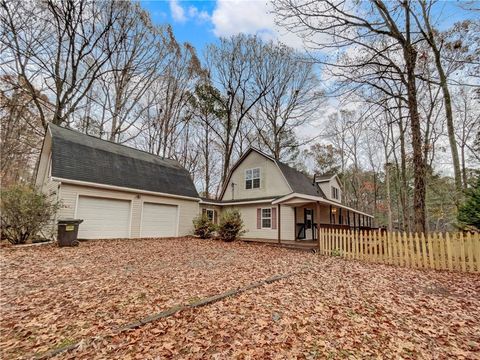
[219,147,326,199]
[48,124,199,198]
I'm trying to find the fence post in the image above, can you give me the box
[439,233,446,270]
[360,231,364,261]
[445,232,453,271]
[475,232,480,273]
[348,229,352,260]
[388,231,394,265]
[421,232,428,269]
[385,231,390,265]
[460,232,466,272]
[414,233,421,269]
[467,232,474,273]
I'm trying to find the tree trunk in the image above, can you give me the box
[385,163,393,232]
[403,4,426,233]
[420,2,463,199]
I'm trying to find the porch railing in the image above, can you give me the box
[318,228,480,273]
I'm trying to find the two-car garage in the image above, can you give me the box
[39,124,201,239]
[75,195,178,239]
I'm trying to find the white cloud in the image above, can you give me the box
[210,0,305,49]
[169,0,210,24]
[188,6,210,22]
[169,0,186,23]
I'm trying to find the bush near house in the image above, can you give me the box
[458,178,480,230]
[218,209,245,242]
[193,213,217,239]
[0,185,60,244]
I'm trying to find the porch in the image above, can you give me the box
[272,193,374,244]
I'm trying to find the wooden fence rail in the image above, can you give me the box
[318,229,480,273]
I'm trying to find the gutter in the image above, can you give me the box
[51,177,201,202]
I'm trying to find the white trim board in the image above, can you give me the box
[272,193,374,218]
[52,177,200,202]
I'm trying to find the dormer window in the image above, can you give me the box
[331,186,339,200]
[245,168,260,189]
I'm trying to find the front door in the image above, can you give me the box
[304,208,314,240]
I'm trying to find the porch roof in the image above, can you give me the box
[272,192,374,218]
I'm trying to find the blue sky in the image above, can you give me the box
[140,1,218,52]
[139,0,477,54]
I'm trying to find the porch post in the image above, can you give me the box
[339,208,343,225]
[277,204,281,244]
[329,205,333,224]
[347,210,350,227]
[294,207,297,240]
[316,201,321,250]
[353,212,356,229]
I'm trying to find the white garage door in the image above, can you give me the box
[141,202,178,237]
[76,196,131,239]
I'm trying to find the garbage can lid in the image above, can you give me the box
[58,219,84,225]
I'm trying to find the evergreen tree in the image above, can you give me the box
[458,179,480,230]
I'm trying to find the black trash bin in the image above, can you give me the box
[57,219,83,247]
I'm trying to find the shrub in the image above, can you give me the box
[217,209,245,242]
[458,178,480,230]
[193,213,216,239]
[0,185,60,245]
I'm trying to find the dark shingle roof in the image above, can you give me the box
[276,161,327,198]
[315,172,336,181]
[49,124,198,198]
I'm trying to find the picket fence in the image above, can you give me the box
[318,229,480,273]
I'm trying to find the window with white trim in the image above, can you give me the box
[206,209,214,222]
[202,208,215,223]
[245,168,260,189]
[261,208,271,228]
[331,186,339,200]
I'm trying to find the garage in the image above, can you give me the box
[76,196,131,239]
[141,202,178,237]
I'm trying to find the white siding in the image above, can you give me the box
[58,183,199,238]
[222,151,291,201]
[318,177,342,203]
[221,203,293,241]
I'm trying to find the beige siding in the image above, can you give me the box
[279,205,295,241]
[221,203,289,241]
[35,132,61,236]
[58,183,199,238]
[222,151,291,201]
[199,204,222,224]
[318,177,342,203]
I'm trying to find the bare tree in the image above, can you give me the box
[249,44,323,160]
[1,0,121,128]
[275,0,431,232]
[205,34,275,183]
[101,4,170,142]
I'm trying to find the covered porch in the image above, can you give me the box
[272,193,374,243]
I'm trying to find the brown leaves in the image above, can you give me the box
[1,238,479,359]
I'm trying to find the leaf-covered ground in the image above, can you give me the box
[1,238,479,359]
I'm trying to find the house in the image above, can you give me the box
[35,124,199,239]
[36,126,372,243]
[200,148,373,245]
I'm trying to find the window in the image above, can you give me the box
[331,186,339,200]
[261,208,271,228]
[245,168,260,189]
[202,208,215,223]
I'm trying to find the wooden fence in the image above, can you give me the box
[318,229,480,273]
